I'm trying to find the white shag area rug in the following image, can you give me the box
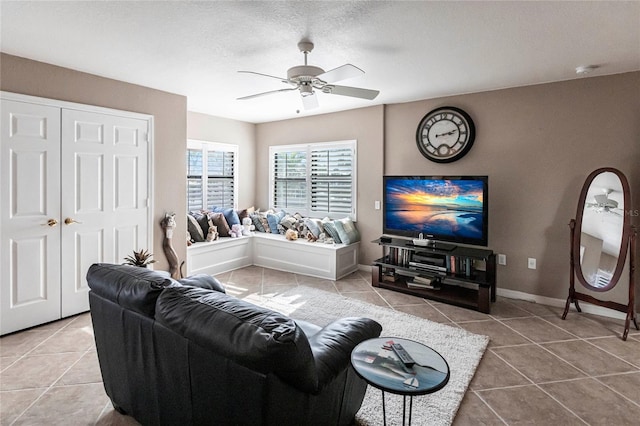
[244,286,489,426]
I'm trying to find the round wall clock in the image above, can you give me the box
[416,106,476,163]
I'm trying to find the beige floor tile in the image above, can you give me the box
[262,269,297,285]
[30,327,95,355]
[500,317,576,343]
[597,371,640,404]
[487,299,533,319]
[13,383,108,425]
[453,391,504,425]
[223,280,262,297]
[260,283,298,296]
[587,335,640,368]
[542,339,638,376]
[505,299,564,317]
[65,312,93,329]
[0,329,56,357]
[295,274,336,288]
[334,278,373,293]
[541,377,640,424]
[372,287,425,306]
[477,385,584,425]
[0,356,19,372]
[57,350,103,386]
[0,388,47,425]
[0,352,83,391]
[470,351,530,390]
[458,320,530,347]
[542,314,619,338]
[491,344,586,383]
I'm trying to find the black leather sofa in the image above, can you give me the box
[87,263,382,426]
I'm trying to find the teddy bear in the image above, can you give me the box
[206,222,219,242]
[229,223,243,238]
[285,229,299,241]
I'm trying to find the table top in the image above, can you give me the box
[350,337,450,396]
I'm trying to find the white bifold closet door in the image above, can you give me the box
[1,97,151,334]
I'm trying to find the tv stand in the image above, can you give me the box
[372,237,496,313]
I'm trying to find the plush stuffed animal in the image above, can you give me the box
[206,222,219,242]
[229,223,243,238]
[285,229,299,241]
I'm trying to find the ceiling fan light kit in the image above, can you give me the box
[238,40,379,110]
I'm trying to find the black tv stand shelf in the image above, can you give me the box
[372,237,496,314]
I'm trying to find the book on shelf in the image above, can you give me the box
[407,278,440,290]
[408,261,447,272]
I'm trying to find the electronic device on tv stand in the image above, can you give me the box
[383,175,489,248]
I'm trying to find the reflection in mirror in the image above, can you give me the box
[579,171,624,289]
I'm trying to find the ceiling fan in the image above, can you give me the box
[586,189,622,215]
[237,40,379,110]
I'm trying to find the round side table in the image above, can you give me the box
[350,337,450,426]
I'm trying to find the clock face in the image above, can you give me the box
[416,107,476,163]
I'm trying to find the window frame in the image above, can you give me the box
[187,139,238,211]
[269,140,357,220]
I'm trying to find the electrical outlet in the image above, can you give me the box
[528,258,537,269]
[374,200,381,210]
[498,254,507,265]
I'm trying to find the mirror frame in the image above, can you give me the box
[572,167,631,292]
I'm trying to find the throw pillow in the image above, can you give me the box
[334,217,361,245]
[250,212,265,232]
[187,214,205,242]
[279,215,297,232]
[266,212,281,234]
[321,218,342,243]
[190,211,211,236]
[304,218,324,238]
[207,212,231,237]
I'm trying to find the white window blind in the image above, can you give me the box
[187,140,237,211]
[270,140,356,219]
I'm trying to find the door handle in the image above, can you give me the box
[45,218,58,227]
[64,218,83,225]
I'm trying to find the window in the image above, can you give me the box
[187,140,237,211]
[269,140,356,219]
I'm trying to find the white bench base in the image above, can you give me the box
[186,233,359,281]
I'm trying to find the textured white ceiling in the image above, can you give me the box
[1,1,639,123]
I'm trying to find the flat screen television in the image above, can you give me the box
[383,175,488,248]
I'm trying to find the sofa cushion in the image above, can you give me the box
[87,263,175,317]
[156,286,318,392]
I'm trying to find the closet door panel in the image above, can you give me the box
[1,100,62,335]
[60,110,149,317]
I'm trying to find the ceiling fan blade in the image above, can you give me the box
[238,70,290,84]
[301,92,319,110]
[322,85,379,100]
[237,87,297,100]
[316,64,364,83]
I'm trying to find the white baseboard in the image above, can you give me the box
[358,263,629,320]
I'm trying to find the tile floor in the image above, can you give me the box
[2,266,639,425]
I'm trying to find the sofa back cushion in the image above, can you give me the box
[87,263,175,318]
[155,286,319,392]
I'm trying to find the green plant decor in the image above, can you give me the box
[123,249,157,268]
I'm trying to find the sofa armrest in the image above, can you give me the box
[307,317,382,390]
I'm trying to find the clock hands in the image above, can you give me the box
[435,129,458,138]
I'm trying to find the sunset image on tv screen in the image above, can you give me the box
[385,179,484,240]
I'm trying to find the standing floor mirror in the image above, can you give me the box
[563,167,638,340]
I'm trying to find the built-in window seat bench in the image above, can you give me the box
[186,232,360,280]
